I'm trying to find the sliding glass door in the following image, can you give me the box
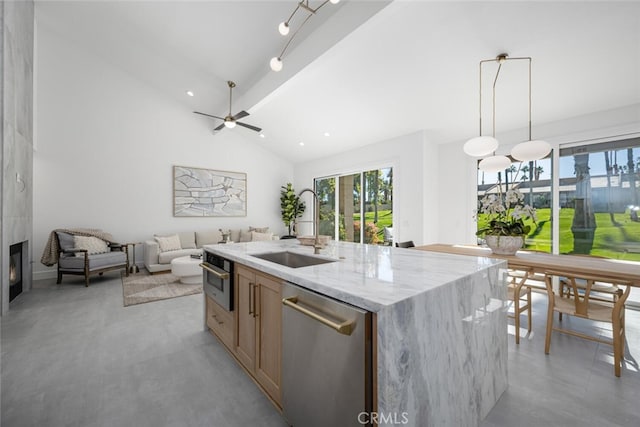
[315,167,393,244]
[315,177,336,238]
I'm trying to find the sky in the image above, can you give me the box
[479,147,640,185]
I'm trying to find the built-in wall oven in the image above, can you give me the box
[200,251,234,311]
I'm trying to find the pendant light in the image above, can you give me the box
[478,155,511,173]
[465,54,551,170]
[509,57,551,161]
[468,54,512,172]
[463,57,500,158]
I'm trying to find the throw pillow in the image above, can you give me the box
[196,230,223,246]
[154,234,182,252]
[251,231,273,241]
[73,236,109,255]
[239,230,253,243]
[56,232,75,251]
[249,226,270,234]
[177,232,197,249]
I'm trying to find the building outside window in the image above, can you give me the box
[558,138,640,261]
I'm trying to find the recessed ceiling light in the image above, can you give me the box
[259,133,265,138]
[324,132,330,137]
[299,142,304,146]
[186,90,194,97]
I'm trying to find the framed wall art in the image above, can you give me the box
[173,166,247,217]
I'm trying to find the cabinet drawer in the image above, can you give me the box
[206,296,234,349]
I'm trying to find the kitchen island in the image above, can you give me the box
[203,240,507,427]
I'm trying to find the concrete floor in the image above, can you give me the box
[1,273,287,427]
[481,292,640,427]
[2,274,640,426]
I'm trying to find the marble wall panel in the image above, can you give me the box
[1,0,34,315]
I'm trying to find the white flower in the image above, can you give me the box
[505,188,524,206]
[479,194,506,216]
[512,204,537,222]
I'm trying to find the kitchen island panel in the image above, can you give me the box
[376,264,507,426]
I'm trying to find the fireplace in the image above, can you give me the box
[10,242,24,302]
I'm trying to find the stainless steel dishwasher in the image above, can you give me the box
[282,282,373,427]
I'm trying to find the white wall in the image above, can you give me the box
[436,140,478,245]
[33,25,293,280]
[293,131,438,246]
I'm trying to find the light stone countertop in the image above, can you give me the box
[203,240,505,312]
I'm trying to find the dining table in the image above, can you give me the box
[415,243,640,287]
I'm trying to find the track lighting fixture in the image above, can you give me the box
[270,0,341,72]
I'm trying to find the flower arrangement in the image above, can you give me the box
[476,187,537,237]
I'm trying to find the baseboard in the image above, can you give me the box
[33,262,145,282]
[33,270,57,281]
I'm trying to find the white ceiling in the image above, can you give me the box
[36,1,640,164]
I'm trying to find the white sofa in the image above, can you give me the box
[143,228,277,273]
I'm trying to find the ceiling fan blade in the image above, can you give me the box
[194,111,225,121]
[232,110,249,120]
[236,121,262,133]
[213,123,226,132]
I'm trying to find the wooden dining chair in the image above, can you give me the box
[506,268,533,344]
[543,269,631,377]
[558,255,623,308]
[395,241,415,248]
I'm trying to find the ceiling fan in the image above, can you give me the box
[194,81,262,133]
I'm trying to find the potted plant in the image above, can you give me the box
[280,183,306,238]
[476,186,536,255]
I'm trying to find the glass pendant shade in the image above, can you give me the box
[224,119,236,129]
[270,57,283,72]
[478,155,511,173]
[463,136,499,157]
[511,139,551,162]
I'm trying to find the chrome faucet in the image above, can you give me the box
[298,188,323,254]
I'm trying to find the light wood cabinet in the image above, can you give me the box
[206,295,234,350]
[235,265,256,370]
[235,264,282,406]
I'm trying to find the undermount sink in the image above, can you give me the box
[251,251,336,268]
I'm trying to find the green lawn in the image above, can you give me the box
[478,208,640,261]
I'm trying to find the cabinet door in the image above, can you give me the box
[235,265,256,371]
[255,272,282,405]
[206,296,234,350]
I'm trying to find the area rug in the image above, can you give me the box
[121,271,202,307]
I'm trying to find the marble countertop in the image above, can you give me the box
[203,240,505,312]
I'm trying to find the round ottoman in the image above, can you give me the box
[171,256,202,284]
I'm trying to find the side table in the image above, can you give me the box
[126,242,142,274]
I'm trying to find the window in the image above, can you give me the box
[477,158,553,252]
[314,167,393,244]
[558,138,640,261]
[475,137,640,262]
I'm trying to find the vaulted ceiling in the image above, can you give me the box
[36,1,640,163]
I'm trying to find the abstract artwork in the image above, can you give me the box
[173,166,247,217]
